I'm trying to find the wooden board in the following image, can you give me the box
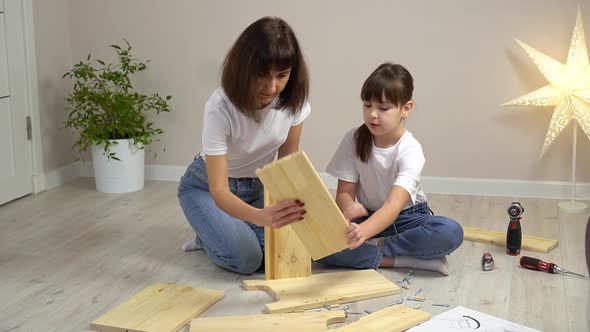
[243,269,400,313]
[256,151,349,260]
[90,284,223,332]
[334,305,431,331]
[189,311,346,331]
[462,226,559,253]
[264,190,312,280]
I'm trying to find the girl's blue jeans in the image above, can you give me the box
[177,155,265,275]
[317,202,464,269]
[178,155,464,274]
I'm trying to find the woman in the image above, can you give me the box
[178,17,311,275]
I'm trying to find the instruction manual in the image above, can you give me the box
[407,306,541,332]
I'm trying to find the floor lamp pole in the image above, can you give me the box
[558,122,589,213]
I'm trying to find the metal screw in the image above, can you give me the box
[388,300,404,306]
[414,288,424,297]
[402,270,414,285]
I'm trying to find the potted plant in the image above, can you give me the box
[63,39,171,193]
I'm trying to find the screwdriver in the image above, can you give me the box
[520,256,587,279]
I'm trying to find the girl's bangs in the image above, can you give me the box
[361,75,402,105]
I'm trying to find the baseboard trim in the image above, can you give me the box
[52,163,590,201]
[320,172,590,200]
[80,162,185,182]
[422,176,590,200]
[42,162,81,191]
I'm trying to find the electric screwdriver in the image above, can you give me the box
[506,202,523,256]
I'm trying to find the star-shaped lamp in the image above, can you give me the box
[503,8,590,213]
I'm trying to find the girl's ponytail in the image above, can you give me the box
[354,124,373,163]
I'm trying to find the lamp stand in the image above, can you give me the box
[558,123,589,214]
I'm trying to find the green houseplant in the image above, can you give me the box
[63,39,171,160]
[63,39,172,193]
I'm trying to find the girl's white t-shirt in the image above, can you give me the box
[200,88,311,178]
[326,127,427,211]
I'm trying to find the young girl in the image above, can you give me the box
[319,63,463,275]
[177,17,309,275]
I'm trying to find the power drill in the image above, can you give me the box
[506,202,523,256]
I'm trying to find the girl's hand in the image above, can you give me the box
[346,222,368,250]
[253,199,306,228]
[341,202,368,221]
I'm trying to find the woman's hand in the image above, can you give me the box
[346,222,368,250]
[341,202,368,221]
[252,199,306,228]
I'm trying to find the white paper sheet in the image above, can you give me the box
[407,306,541,332]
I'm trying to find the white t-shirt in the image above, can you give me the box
[326,127,427,211]
[200,88,311,178]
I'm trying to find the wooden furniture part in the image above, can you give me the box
[334,305,430,332]
[462,226,559,253]
[189,311,346,332]
[243,269,400,313]
[90,283,223,332]
[256,151,349,260]
[264,190,312,280]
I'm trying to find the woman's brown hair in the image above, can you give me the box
[221,17,309,122]
[355,63,414,162]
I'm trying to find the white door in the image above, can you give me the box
[0,0,33,205]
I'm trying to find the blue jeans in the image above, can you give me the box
[177,155,265,275]
[317,202,464,269]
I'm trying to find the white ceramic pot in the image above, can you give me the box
[91,139,145,193]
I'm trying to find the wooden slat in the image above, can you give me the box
[243,269,400,313]
[189,311,346,331]
[334,305,430,331]
[264,190,312,280]
[90,284,223,332]
[462,226,559,253]
[256,151,349,260]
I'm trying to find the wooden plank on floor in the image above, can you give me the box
[243,269,400,313]
[256,151,349,260]
[90,283,223,332]
[264,191,311,280]
[462,226,559,253]
[333,305,430,331]
[189,311,346,331]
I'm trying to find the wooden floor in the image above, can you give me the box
[0,178,588,332]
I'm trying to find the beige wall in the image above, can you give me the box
[33,0,590,182]
[32,0,76,171]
